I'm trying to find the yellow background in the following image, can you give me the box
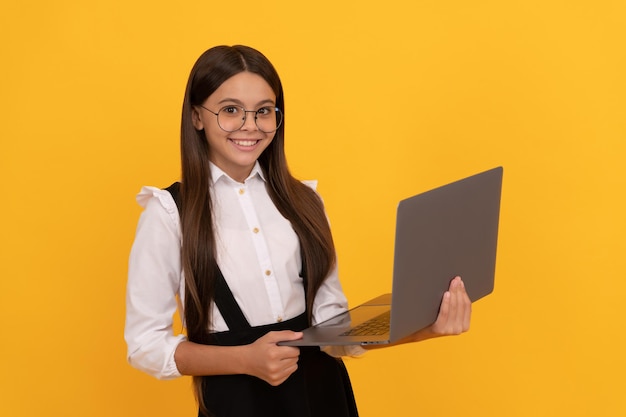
[1,1,625,416]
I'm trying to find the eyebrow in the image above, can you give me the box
[216,98,276,107]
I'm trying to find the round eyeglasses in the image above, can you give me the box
[201,105,283,133]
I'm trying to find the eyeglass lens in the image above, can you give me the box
[217,106,282,133]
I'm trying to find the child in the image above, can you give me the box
[125,45,471,417]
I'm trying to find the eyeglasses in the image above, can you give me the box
[201,105,283,133]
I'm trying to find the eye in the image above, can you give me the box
[256,107,274,117]
[221,106,241,116]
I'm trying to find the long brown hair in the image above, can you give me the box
[179,45,336,415]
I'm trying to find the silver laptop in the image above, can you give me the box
[279,167,503,346]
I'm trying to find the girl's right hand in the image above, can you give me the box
[242,330,303,386]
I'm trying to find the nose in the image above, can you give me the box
[240,110,259,131]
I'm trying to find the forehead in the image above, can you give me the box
[207,71,276,105]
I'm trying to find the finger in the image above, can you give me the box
[262,331,303,355]
[269,362,299,386]
[261,352,300,383]
[278,357,299,373]
[255,332,301,360]
[280,347,302,360]
[266,330,304,342]
[271,354,300,383]
[453,278,471,331]
[450,280,462,333]
[265,365,294,386]
[456,279,469,332]
[436,291,451,332]
[461,281,472,332]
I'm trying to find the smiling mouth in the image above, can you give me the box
[230,139,260,147]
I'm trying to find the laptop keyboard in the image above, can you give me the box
[340,311,391,336]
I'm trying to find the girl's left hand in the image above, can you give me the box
[364,276,472,349]
[425,276,472,337]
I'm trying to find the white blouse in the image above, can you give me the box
[124,162,362,380]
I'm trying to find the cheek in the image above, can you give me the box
[204,125,227,144]
[261,136,275,152]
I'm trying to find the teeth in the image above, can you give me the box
[232,140,257,147]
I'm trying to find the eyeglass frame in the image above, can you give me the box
[199,104,283,133]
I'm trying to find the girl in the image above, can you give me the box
[125,45,471,417]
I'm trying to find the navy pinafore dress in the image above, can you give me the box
[166,183,359,417]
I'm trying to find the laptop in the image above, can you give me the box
[279,167,503,346]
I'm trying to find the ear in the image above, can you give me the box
[191,106,204,130]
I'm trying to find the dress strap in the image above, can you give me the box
[164,182,181,212]
[214,267,251,330]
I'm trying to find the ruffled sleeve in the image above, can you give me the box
[124,186,187,379]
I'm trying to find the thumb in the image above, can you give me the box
[267,330,303,342]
